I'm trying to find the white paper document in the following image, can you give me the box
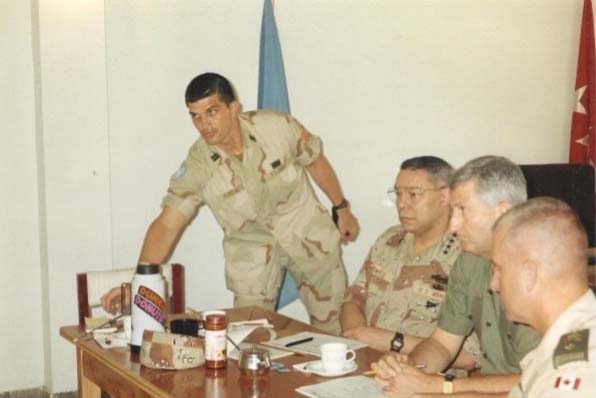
[262,331,367,356]
[226,319,276,356]
[296,375,382,398]
[228,342,294,361]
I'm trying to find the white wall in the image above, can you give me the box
[35,0,112,392]
[0,0,584,393]
[0,0,45,391]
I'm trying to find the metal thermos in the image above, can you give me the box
[130,263,166,352]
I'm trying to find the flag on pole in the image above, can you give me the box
[257,0,299,309]
[570,0,596,165]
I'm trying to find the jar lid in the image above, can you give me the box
[206,314,226,325]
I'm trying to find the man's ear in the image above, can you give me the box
[521,259,538,294]
[496,201,512,218]
[440,187,450,206]
[229,100,241,115]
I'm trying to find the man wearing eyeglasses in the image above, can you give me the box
[340,156,480,370]
[373,156,540,397]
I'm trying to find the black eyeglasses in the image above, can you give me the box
[387,186,446,204]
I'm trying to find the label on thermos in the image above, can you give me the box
[130,264,165,351]
[133,285,166,324]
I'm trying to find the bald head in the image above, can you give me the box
[494,197,587,282]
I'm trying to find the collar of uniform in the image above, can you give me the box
[206,114,257,162]
[400,230,458,264]
[519,289,595,371]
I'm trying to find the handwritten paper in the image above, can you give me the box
[262,331,367,356]
[296,375,382,398]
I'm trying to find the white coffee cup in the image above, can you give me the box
[320,342,356,372]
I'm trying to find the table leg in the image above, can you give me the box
[77,346,101,398]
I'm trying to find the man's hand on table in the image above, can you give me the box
[100,285,131,315]
[372,352,443,398]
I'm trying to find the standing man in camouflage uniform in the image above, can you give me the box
[102,72,359,334]
[492,198,596,398]
[373,156,541,397]
[340,156,480,369]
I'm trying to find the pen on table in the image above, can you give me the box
[73,313,124,343]
[362,364,426,377]
[284,337,314,347]
[235,322,273,327]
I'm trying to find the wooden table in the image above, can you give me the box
[60,306,383,398]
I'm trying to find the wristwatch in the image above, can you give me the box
[390,331,404,353]
[331,198,349,226]
[442,373,455,394]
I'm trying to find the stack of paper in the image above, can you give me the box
[262,331,367,356]
[296,375,382,398]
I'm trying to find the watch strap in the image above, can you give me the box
[390,331,404,352]
[331,198,349,226]
[442,374,455,394]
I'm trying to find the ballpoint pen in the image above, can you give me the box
[284,337,314,347]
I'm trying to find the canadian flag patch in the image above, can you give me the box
[554,376,581,390]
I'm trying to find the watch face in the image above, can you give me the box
[391,333,404,352]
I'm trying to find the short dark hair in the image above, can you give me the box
[185,72,236,104]
[400,156,453,186]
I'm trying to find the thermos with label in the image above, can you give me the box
[205,313,227,369]
[130,263,166,352]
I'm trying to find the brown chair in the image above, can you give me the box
[77,263,185,325]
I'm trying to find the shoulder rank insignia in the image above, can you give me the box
[553,329,590,369]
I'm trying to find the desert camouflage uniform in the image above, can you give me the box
[343,225,481,364]
[140,330,205,370]
[162,109,346,334]
[508,290,596,398]
[439,256,541,375]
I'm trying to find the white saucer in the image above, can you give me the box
[294,360,358,377]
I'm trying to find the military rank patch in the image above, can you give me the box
[553,329,590,369]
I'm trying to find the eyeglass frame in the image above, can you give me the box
[387,185,447,204]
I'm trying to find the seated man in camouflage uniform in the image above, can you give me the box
[373,156,541,397]
[492,198,596,398]
[340,156,480,369]
[101,72,359,335]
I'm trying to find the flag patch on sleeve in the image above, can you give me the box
[554,376,581,390]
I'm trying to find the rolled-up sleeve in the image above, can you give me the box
[287,116,322,167]
[437,253,476,336]
[161,145,206,220]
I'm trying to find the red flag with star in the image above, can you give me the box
[570,0,596,165]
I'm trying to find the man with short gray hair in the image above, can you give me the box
[373,156,540,397]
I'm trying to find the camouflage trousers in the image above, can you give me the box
[223,238,347,335]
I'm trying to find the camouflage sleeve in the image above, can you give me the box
[343,248,373,311]
[462,331,482,368]
[437,252,476,336]
[286,116,322,167]
[161,143,206,220]
[343,226,398,310]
